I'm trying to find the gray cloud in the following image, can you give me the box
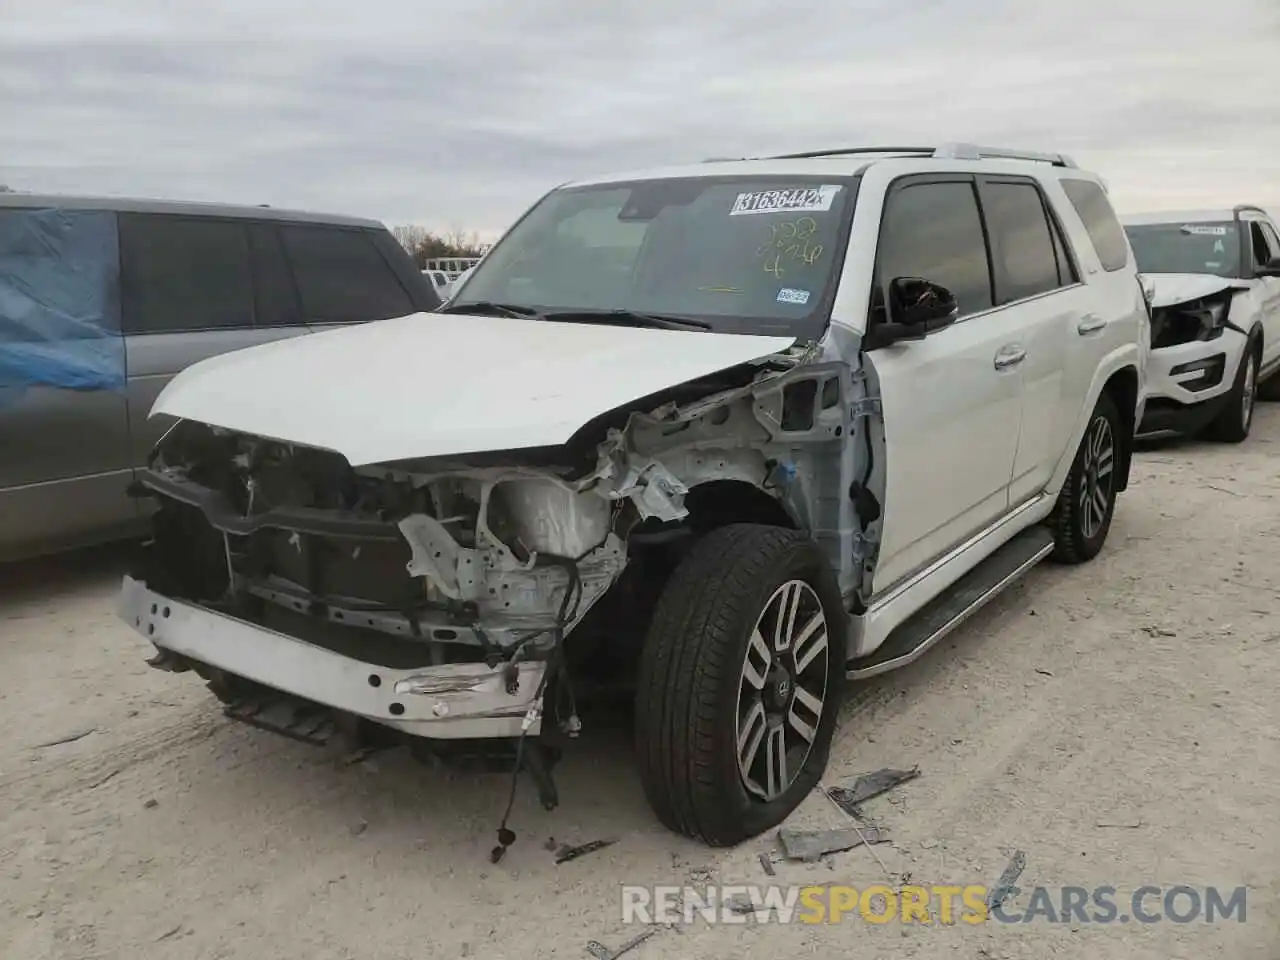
[2,0,1279,234]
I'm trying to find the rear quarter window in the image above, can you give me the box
[280,226,415,323]
[1060,179,1130,272]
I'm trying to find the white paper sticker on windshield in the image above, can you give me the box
[1181,224,1228,236]
[776,287,811,305]
[1214,239,1226,253]
[1205,261,1222,269]
[730,185,841,216]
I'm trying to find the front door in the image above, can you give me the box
[864,176,1024,594]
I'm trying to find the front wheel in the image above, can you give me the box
[1205,345,1258,443]
[634,524,845,846]
[1047,391,1122,564]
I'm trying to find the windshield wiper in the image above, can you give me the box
[539,309,712,332]
[438,301,543,319]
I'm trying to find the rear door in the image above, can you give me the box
[121,213,311,467]
[277,225,425,334]
[976,175,1093,504]
[0,206,136,559]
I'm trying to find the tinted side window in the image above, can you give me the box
[247,224,301,327]
[1249,221,1277,268]
[1262,221,1280,264]
[1060,179,1129,272]
[280,226,414,323]
[877,180,993,318]
[120,214,253,334]
[980,181,1062,303]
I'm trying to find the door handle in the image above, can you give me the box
[993,345,1026,370]
[1077,314,1107,335]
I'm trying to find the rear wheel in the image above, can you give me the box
[1205,344,1258,443]
[634,524,845,846]
[1047,392,1121,564]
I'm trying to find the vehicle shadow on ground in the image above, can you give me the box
[1,533,1066,870]
[0,541,137,610]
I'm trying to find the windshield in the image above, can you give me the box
[450,175,857,337]
[1125,221,1241,277]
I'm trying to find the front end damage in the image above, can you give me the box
[1138,277,1250,435]
[120,341,880,803]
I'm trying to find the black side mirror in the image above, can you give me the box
[872,277,959,345]
[1259,257,1280,277]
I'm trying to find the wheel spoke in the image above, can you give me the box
[773,582,801,653]
[764,725,787,798]
[742,629,771,690]
[1096,451,1114,481]
[738,700,767,772]
[788,685,824,746]
[792,613,828,673]
[1091,486,1108,525]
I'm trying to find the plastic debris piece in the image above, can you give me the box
[778,823,886,862]
[986,849,1027,909]
[826,766,920,816]
[555,838,618,864]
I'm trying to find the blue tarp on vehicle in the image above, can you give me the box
[0,208,123,403]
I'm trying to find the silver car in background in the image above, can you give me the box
[0,194,441,562]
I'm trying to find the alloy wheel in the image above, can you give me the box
[1241,353,1257,431]
[735,580,830,801]
[1078,414,1115,540]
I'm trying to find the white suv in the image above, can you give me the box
[1123,206,1280,441]
[118,144,1148,848]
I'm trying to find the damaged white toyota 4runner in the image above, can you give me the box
[120,144,1148,847]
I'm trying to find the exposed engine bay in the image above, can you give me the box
[122,340,882,821]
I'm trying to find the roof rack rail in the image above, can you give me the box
[1233,203,1268,218]
[764,146,936,160]
[707,143,1079,167]
[932,143,1077,168]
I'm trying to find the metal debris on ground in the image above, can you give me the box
[585,928,657,959]
[1034,668,1054,677]
[986,849,1027,910]
[826,766,920,818]
[555,838,618,864]
[778,823,887,863]
[757,851,777,876]
[1095,820,1143,829]
[726,894,758,916]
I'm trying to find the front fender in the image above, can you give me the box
[1046,342,1146,498]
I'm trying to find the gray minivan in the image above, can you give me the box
[0,194,440,562]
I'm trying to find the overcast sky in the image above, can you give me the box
[3,0,1279,236]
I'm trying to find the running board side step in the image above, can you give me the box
[846,526,1055,680]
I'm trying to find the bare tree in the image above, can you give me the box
[391,224,489,268]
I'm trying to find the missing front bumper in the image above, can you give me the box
[117,575,546,740]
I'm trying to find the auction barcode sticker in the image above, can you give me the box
[730,185,841,216]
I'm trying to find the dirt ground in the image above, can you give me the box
[2,410,1279,960]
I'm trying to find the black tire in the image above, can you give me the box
[634,524,845,846]
[1205,342,1259,442]
[1047,391,1122,564]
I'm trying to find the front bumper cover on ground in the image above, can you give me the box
[117,575,546,740]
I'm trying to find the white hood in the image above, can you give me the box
[1143,272,1251,309]
[152,312,796,466]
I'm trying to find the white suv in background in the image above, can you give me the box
[119,144,1147,847]
[1123,206,1280,441]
